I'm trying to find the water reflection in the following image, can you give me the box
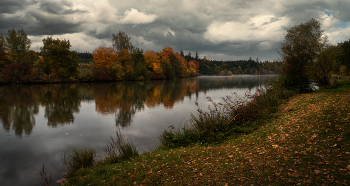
[0,75,276,135]
[41,84,81,127]
[0,86,40,137]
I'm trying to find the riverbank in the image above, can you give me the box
[62,84,350,185]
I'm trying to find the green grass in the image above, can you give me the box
[62,84,350,185]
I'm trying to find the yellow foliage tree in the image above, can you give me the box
[144,50,162,73]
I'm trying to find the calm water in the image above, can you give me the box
[0,75,276,186]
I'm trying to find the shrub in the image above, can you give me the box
[92,66,111,81]
[78,68,93,81]
[1,62,35,83]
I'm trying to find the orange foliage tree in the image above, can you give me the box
[144,50,164,79]
[188,60,200,76]
[174,53,186,77]
[160,47,174,64]
[160,47,187,78]
[93,47,118,69]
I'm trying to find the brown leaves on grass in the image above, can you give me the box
[64,87,350,186]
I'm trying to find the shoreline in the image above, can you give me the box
[62,84,350,185]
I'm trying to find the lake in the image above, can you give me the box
[0,75,277,186]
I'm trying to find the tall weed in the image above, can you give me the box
[103,128,138,163]
[62,146,96,176]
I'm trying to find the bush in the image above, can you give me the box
[78,68,93,81]
[1,62,36,83]
[92,66,111,81]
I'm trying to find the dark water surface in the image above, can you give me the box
[0,75,276,186]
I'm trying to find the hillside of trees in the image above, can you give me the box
[0,27,349,84]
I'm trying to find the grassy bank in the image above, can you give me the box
[62,84,350,185]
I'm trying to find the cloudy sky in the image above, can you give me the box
[1,0,350,61]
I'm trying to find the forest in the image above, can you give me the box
[0,28,349,83]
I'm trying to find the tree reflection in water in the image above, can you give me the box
[41,84,81,127]
[0,75,276,135]
[0,85,40,137]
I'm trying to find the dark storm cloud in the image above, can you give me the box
[1,0,349,61]
[330,0,350,22]
[39,0,88,15]
[0,0,28,14]
[25,11,83,35]
[0,0,88,36]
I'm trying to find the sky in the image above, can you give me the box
[1,0,350,61]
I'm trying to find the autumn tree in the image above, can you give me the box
[144,50,164,79]
[174,53,186,77]
[280,18,327,92]
[189,60,199,76]
[5,29,31,64]
[93,47,118,68]
[161,47,175,64]
[160,47,176,78]
[40,37,79,81]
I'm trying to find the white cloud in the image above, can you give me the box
[29,33,111,52]
[92,0,118,23]
[120,8,157,24]
[258,42,272,51]
[203,15,288,43]
[326,25,350,44]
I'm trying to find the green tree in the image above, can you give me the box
[5,29,31,64]
[40,37,79,81]
[237,66,243,74]
[180,49,184,57]
[338,39,350,69]
[0,35,10,71]
[280,18,327,92]
[112,31,134,53]
[308,45,341,85]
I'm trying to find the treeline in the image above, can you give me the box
[0,30,199,83]
[197,58,281,75]
[80,51,282,76]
